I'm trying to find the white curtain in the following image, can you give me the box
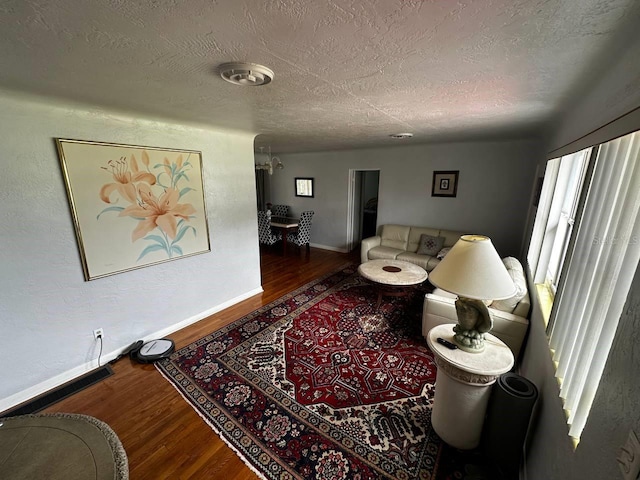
[548,131,640,439]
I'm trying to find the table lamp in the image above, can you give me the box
[428,235,515,353]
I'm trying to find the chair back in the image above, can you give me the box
[294,211,314,245]
[257,211,278,245]
[271,204,289,217]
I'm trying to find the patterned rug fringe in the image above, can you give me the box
[155,365,268,480]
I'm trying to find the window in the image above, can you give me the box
[528,149,591,299]
[527,131,640,442]
[544,152,590,292]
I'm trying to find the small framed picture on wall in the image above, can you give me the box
[432,170,459,197]
[295,177,314,197]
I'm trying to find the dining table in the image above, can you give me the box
[270,215,299,255]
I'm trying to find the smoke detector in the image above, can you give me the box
[219,62,274,86]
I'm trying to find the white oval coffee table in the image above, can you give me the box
[358,259,428,310]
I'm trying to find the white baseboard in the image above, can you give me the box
[309,243,349,253]
[0,286,264,414]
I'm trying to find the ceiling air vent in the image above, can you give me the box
[390,133,413,139]
[219,62,274,86]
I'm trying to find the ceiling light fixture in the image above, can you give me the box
[390,133,414,139]
[256,146,284,175]
[219,62,274,86]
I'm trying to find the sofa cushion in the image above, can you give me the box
[407,227,441,252]
[433,288,457,299]
[368,246,404,260]
[361,225,466,272]
[380,225,411,250]
[490,257,527,313]
[396,252,431,270]
[433,287,491,305]
[416,234,445,256]
[397,252,442,271]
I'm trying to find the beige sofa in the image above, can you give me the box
[360,224,465,271]
[422,256,530,358]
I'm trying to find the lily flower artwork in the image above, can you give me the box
[56,139,210,280]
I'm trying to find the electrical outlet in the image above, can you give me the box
[93,328,104,340]
[617,430,640,480]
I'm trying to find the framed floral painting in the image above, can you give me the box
[56,139,210,280]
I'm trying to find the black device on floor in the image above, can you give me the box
[111,338,175,364]
[130,339,175,363]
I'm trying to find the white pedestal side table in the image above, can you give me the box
[427,324,514,450]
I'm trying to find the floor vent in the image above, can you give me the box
[1,365,113,417]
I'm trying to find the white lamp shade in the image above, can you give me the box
[429,235,516,300]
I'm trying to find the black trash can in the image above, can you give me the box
[482,372,538,479]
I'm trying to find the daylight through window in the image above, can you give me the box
[527,130,640,441]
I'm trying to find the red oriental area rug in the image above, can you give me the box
[157,264,491,479]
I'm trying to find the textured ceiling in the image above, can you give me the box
[0,0,638,153]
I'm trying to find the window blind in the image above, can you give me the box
[548,130,640,440]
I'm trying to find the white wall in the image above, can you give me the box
[519,25,640,480]
[0,92,261,411]
[268,140,543,256]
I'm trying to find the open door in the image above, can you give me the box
[347,169,380,253]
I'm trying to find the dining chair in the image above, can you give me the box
[286,211,314,252]
[271,204,289,217]
[257,211,281,246]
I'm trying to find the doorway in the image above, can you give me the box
[347,170,380,252]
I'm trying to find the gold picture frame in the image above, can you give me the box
[56,138,210,280]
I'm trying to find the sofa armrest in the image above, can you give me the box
[487,308,529,360]
[360,235,381,263]
[422,293,529,359]
[422,293,458,337]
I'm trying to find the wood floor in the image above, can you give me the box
[43,246,359,480]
